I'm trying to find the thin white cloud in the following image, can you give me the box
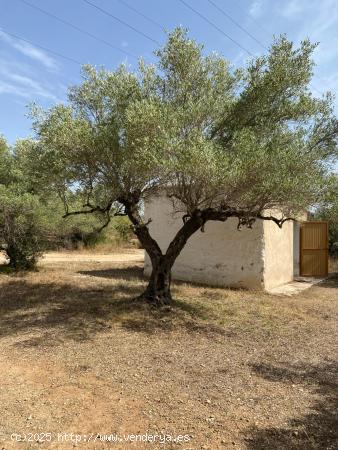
[0,80,31,98]
[308,0,338,38]
[314,72,338,94]
[279,0,338,110]
[314,37,338,65]
[282,0,338,69]
[249,0,264,19]
[230,51,247,68]
[0,51,35,76]
[278,0,338,35]
[0,30,58,70]
[9,74,58,101]
[0,58,62,102]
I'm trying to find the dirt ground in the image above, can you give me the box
[0,251,337,450]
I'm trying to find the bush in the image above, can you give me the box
[0,187,46,269]
[331,241,338,258]
[35,195,113,250]
[112,216,133,242]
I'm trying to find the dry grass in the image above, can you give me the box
[0,254,337,449]
[52,241,136,254]
[330,257,338,273]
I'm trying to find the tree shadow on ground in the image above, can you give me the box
[78,266,234,337]
[0,271,225,347]
[79,266,249,293]
[243,361,338,449]
[78,265,144,282]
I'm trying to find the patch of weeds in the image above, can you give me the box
[0,264,15,274]
[0,264,39,275]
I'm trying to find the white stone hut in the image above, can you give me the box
[144,196,304,290]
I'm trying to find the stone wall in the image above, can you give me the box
[144,196,301,290]
[262,219,294,290]
[144,196,265,289]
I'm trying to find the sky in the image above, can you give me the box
[1,0,338,145]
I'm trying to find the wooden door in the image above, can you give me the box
[300,221,328,277]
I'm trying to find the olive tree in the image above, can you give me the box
[30,29,338,305]
[314,174,338,256]
[0,137,122,269]
[0,187,46,269]
[0,138,46,269]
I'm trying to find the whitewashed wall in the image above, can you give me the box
[144,196,265,289]
[144,196,299,290]
[262,220,294,290]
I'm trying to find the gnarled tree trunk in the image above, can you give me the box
[121,194,234,307]
[141,256,172,305]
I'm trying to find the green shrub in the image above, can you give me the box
[331,241,338,258]
[112,216,133,242]
[0,187,46,270]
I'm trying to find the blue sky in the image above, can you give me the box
[1,0,338,144]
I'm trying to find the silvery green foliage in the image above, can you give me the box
[314,174,338,256]
[0,138,45,269]
[31,28,337,222]
[0,187,45,269]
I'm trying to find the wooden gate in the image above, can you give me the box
[300,221,328,277]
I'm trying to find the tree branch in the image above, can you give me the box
[166,206,298,266]
[62,200,116,218]
[118,192,162,261]
[256,213,296,228]
[61,201,127,236]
